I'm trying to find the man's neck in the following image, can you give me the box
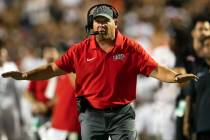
[96,38,115,53]
[96,38,114,45]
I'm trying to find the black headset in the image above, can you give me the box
[85,4,119,36]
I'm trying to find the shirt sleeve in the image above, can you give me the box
[55,46,76,73]
[135,44,158,76]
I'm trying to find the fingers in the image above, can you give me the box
[193,76,199,82]
[176,73,199,83]
[189,74,199,82]
[1,71,23,80]
[1,71,15,78]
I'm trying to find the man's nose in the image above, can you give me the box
[201,29,210,35]
[98,22,106,26]
[98,24,106,29]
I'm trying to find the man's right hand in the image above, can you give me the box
[1,71,27,80]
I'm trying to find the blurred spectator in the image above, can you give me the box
[136,46,180,140]
[184,35,210,140]
[0,46,23,140]
[24,47,59,140]
[183,18,210,140]
[168,15,210,140]
[38,44,81,140]
[39,74,81,140]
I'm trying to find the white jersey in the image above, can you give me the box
[0,62,18,108]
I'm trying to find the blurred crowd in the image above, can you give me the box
[0,0,210,140]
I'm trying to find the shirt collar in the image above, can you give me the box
[89,30,124,50]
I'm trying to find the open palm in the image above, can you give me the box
[175,73,198,83]
[1,71,24,80]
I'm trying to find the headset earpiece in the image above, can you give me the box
[87,14,93,29]
[112,8,118,19]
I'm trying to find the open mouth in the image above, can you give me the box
[97,27,107,35]
[98,31,106,35]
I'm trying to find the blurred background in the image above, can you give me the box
[0,0,210,140]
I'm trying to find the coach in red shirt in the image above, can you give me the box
[2,4,198,140]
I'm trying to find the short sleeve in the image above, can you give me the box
[136,44,158,76]
[55,46,76,73]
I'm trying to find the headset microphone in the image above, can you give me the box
[90,31,99,35]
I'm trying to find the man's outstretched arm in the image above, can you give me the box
[149,64,198,83]
[1,63,67,80]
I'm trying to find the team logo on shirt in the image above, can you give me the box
[113,53,125,61]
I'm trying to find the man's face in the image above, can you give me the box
[192,21,210,40]
[93,16,117,40]
[202,38,210,59]
[192,21,210,56]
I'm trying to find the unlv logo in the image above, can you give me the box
[113,53,125,61]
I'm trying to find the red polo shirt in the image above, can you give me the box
[28,80,49,103]
[55,31,157,109]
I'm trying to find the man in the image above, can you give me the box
[1,4,198,140]
[24,47,60,140]
[0,46,23,140]
[183,35,210,140]
[182,17,210,140]
[191,18,210,58]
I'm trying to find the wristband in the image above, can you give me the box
[175,73,182,77]
[175,73,182,82]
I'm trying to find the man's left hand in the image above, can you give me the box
[175,74,198,83]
